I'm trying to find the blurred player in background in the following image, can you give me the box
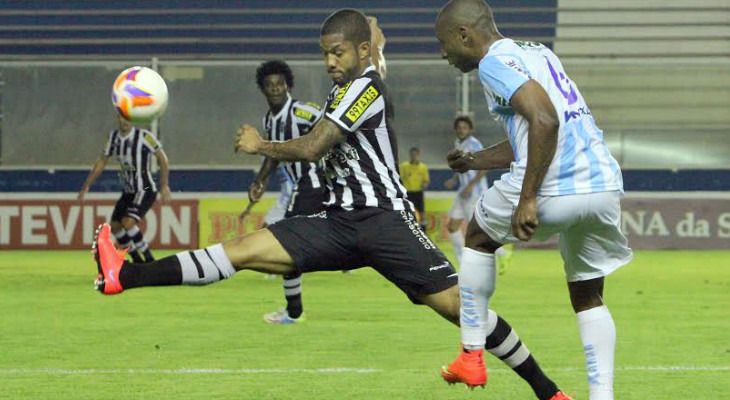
[399,147,429,230]
[240,59,324,324]
[444,116,513,271]
[443,115,488,265]
[92,9,570,400]
[436,1,632,399]
[78,114,171,263]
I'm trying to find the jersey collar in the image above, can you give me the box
[271,94,293,120]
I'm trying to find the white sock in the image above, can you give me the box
[176,244,236,285]
[577,305,616,400]
[449,231,465,265]
[459,248,496,349]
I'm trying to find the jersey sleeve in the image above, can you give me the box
[468,138,484,153]
[324,77,384,133]
[102,130,115,157]
[142,131,162,152]
[479,55,531,102]
[292,101,323,130]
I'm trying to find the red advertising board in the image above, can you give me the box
[0,199,198,249]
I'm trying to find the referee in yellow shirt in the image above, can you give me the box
[400,147,430,229]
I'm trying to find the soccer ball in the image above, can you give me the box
[112,66,169,124]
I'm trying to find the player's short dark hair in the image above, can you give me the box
[320,9,371,47]
[409,147,420,153]
[255,60,294,92]
[453,115,474,129]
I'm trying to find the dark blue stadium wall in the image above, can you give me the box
[0,0,557,58]
[2,169,728,193]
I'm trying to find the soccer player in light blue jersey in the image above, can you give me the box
[436,1,632,399]
[443,115,488,265]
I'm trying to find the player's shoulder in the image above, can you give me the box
[467,136,483,147]
[292,100,321,122]
[479,40,530,73]
[327,74,380,112]
[139,128,161,149]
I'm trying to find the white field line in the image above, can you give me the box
[0,366,727,375]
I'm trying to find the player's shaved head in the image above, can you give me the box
[435,0,502,73]
[436,0,497,36]
[320,9,371,47]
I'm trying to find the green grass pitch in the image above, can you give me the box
[1,248,728,399]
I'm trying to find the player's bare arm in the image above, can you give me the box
[235,119,345,162]
[78,155,109,201]
[155,148,172,203]
[250,156,279,203]
[509,79,559,241]
[447,140,514,172]
[367,16,387,79]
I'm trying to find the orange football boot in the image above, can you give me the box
[549,391,575,400]
[92,224,127,295]
[440,348,487,389]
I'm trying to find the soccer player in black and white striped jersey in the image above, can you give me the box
[79,114,171,263]
[241,60,325,324]
[92,10,568,399]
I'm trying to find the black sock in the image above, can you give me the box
[130,251,144,263]
[127,226,153,262]
[113,229,141,262]
[283,273,303,319]
[120,256,183,289]
[486,314,560,400]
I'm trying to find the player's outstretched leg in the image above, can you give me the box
[263,272,306,324]
[93,223,294,295]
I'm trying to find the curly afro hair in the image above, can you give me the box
[453,115,474,129]
[255,60,294,92]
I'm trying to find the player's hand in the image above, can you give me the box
[77,188,87,202]
[238,201,256,222]
[447,149,474,173]
[512,197,539,241]
[444,177,457,189]
[235,124,262,154]
[248,181,265,203]
[160,186,172,203]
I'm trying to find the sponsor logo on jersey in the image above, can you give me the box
[329,82,352,110]
[514,40,545,50]
[144,133,160,149]
[294,107,314,121]
[345,85,380,122]
[306,101,322,110]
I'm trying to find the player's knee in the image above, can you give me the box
[447,219,461,233]
[121,217,137,230]
[464,219,500,253]
[568,277,605,313]
[109,220,123,233]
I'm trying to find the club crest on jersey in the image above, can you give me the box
[329,82,352,110]
[345,86,380,122]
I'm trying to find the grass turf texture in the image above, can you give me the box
[0,249,728,399]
